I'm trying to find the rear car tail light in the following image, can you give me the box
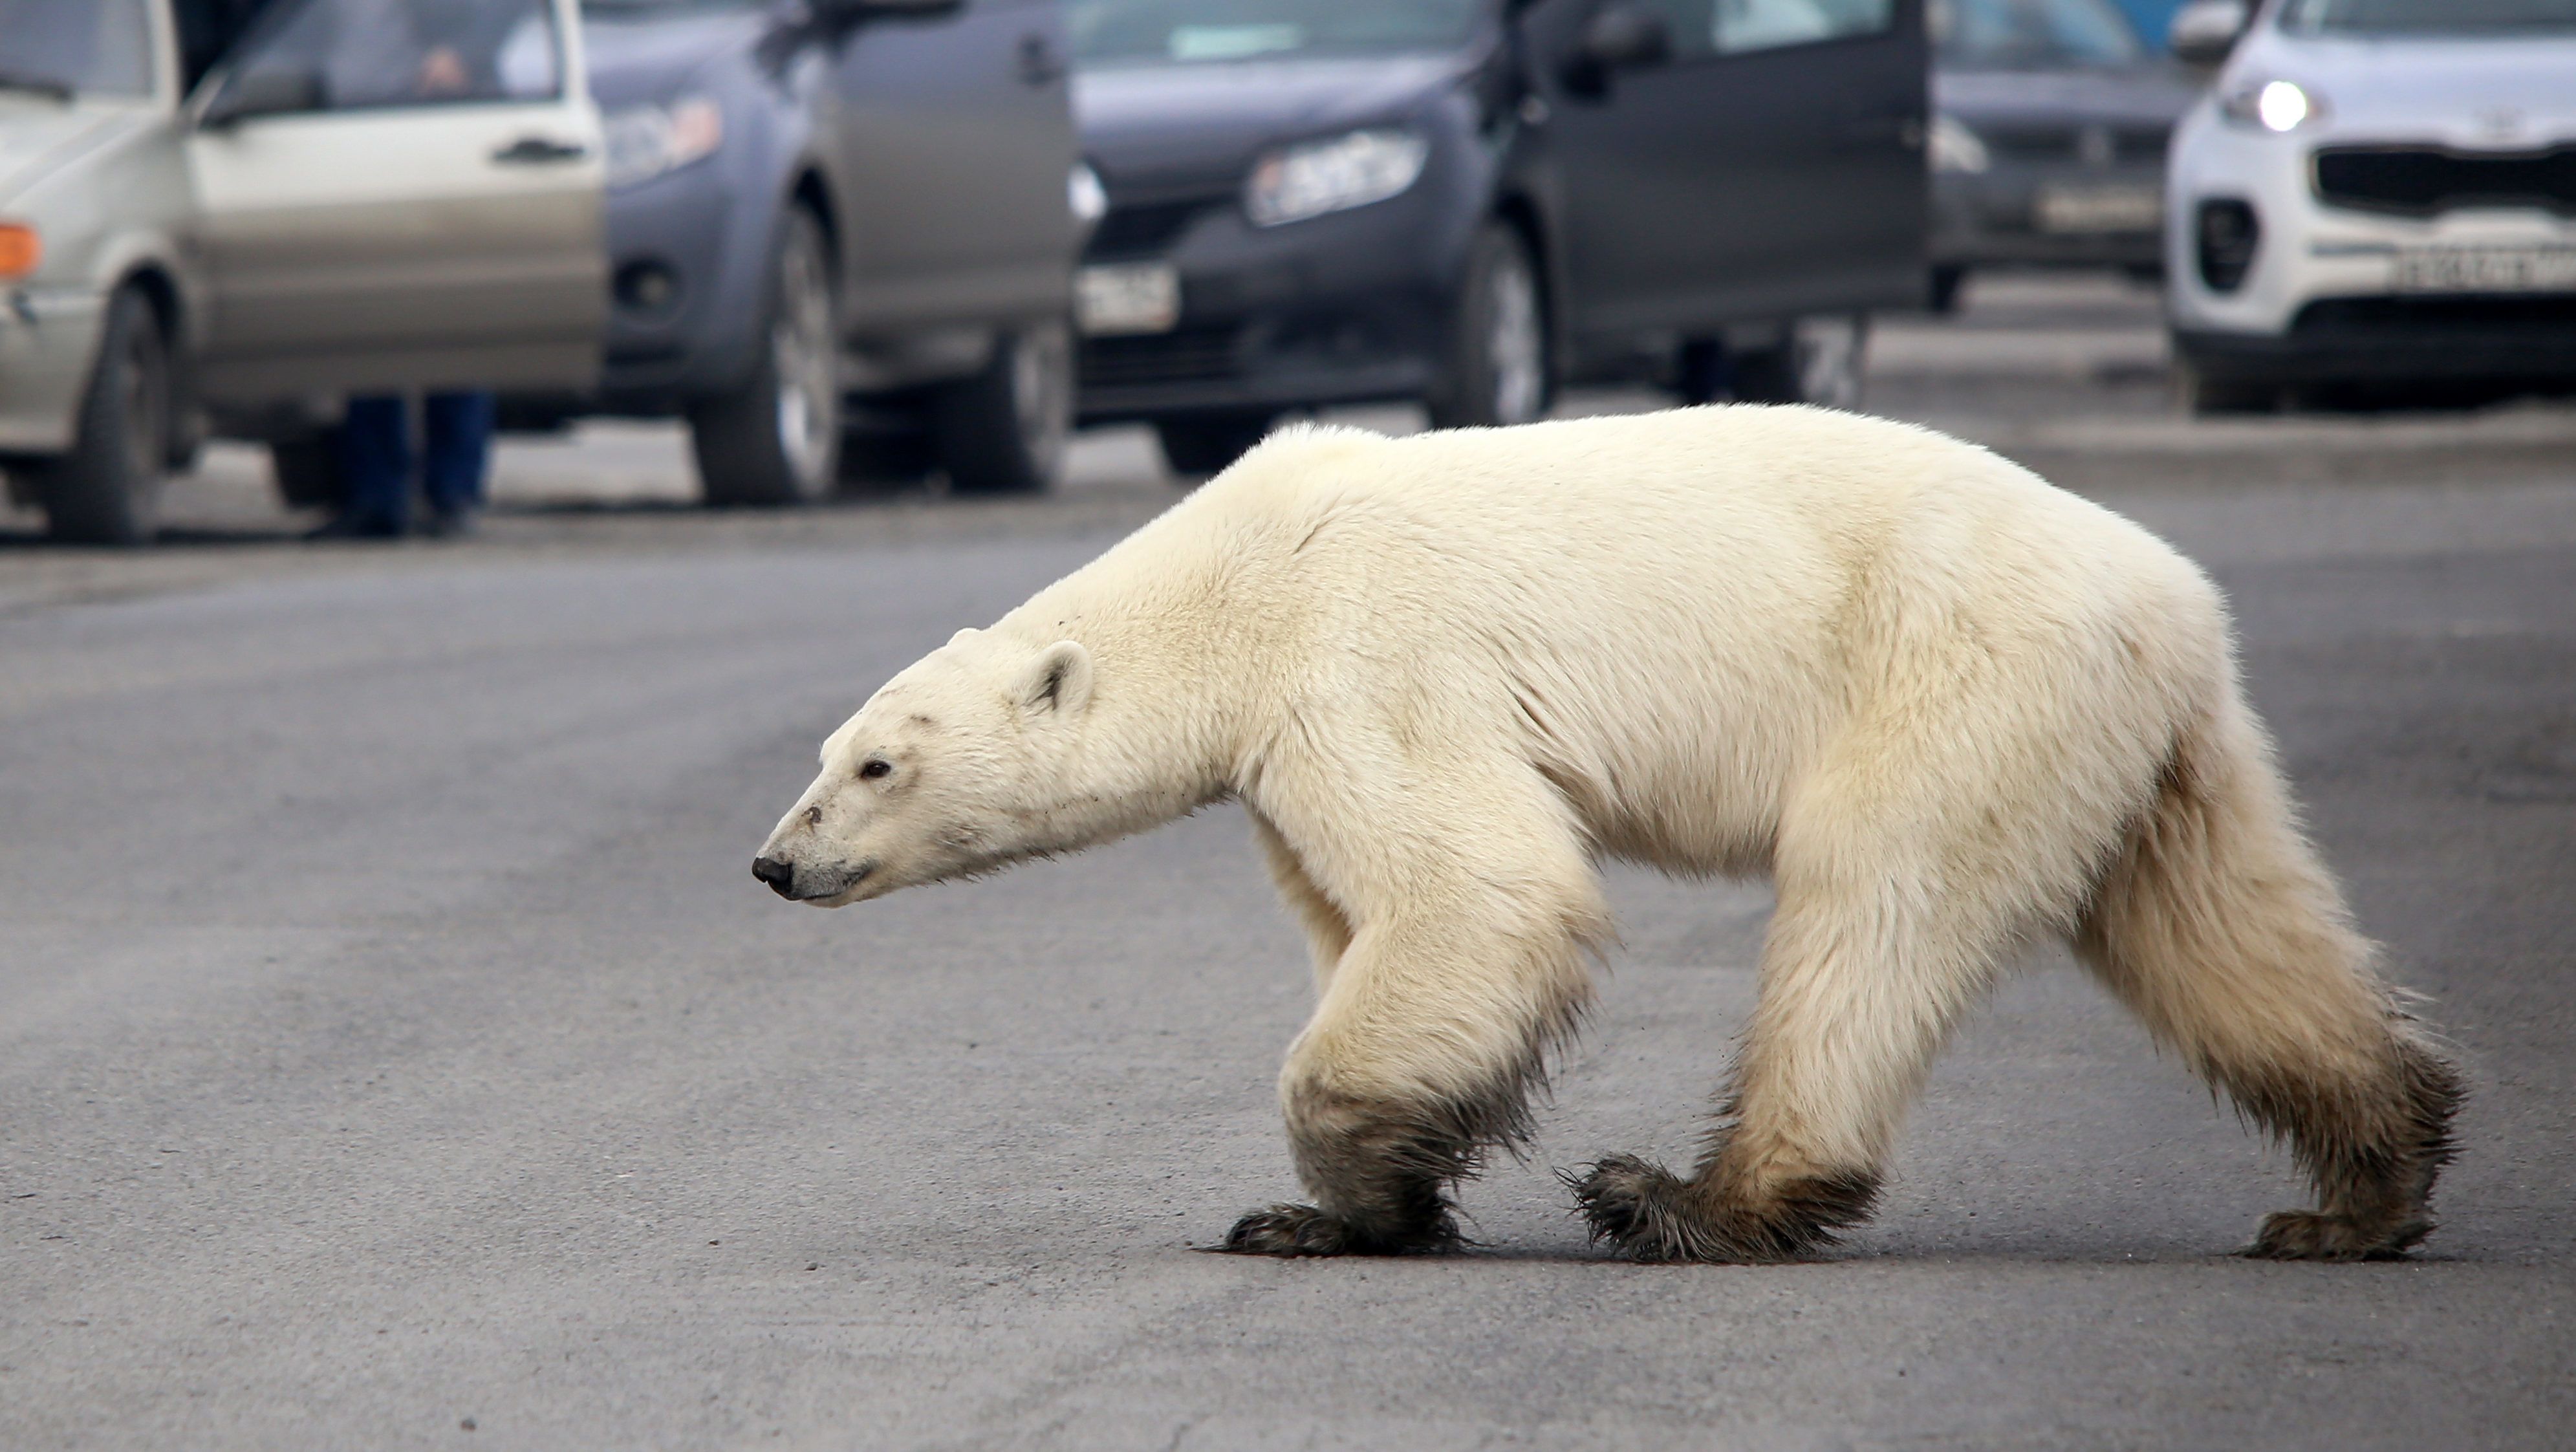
[2196,199,2259,293]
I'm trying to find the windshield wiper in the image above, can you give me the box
[0,70,76,102]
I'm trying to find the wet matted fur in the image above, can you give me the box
[753,409,2465,1264]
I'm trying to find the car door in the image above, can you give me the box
[1533,0,1927,339]
[183,0,605,404]
[817,0,1077,336]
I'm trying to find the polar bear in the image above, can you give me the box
[753,407,2460,1263]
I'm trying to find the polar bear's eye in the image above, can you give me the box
[859,758,893,781]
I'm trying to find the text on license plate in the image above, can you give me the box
[2033,184,2161,234]
[1077,263,1180,336]
[2392,246,2576,294]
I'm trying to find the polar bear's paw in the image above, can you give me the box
[2246,1208,2432,1262]
[1569,1154,1876,1264]
[1218,1202,1462,1257]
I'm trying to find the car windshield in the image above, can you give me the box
[2278,0,2576,34]
[1068,0,1482,66]
[0,0,157,99]
[1929,0,2145,67]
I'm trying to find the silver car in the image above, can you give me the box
[0,0,605,543]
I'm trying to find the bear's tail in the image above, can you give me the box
[2073,688,2463,1259]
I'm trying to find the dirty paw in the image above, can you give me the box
[2246,1208,2429,1261]
[1218,1202,1457,1257]
[1566,1153,1713,1262]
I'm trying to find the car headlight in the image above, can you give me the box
[603,96,724,191]
[1069,161,1107,227]
[1244,128,1429,228]
[1929,114,1989,175]
[2220,79,2327,133]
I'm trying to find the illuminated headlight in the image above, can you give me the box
[1244,129,1429,228]
[603,96,724,191]
[1929,114,1989,174]
[2220,79,2327,133]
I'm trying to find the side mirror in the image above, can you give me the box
[2167,0,2249,69]
[1561,2,1673,98]
[199,66,323,129]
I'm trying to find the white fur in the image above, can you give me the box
[761,406,2432,1242]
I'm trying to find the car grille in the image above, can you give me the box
[1976,121,2168,165]
[2292,294,2576,336]
[1085,199,1224,261]
[2313,146,2576,218]
[1078,325,1242,387]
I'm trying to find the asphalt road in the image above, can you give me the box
[5,277,2573,1449]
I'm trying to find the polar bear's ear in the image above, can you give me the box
[1019,640,1094,717]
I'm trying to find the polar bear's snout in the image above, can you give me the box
[752,851,875,902]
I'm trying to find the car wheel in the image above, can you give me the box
[1927,265,1966,315]
[35,285,171,545]
[2177,362,2278,416]
[690,208,839,506]
[932,323,1071,496]
[1427,221,1550,430]
[1733,314,1869,410]
[269,431,345,511]
[1153,411,1274,478]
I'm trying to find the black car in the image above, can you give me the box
[543,0,1086,501]
[1926,0,2196,310]
[1066,0,1930,474]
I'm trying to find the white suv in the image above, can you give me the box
[2163,0,2576,411]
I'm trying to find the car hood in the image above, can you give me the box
[0,98,151,208]
[2226,30,2576,147]
[583,8,766,108]
[1075,54,1460,191]
[1934,65,2199,131]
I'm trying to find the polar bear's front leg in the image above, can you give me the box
[1224,759,1605,1257]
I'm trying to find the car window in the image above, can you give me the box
[1067,0,1483,66]
[0,0,157,99]
[2278,0,2576,34]
[226,0,563,110]
[1929,0,2142,67]
[1640,0,1895,60]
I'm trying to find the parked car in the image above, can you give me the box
[1065,0,1930,475]
[0,0,608,543]
[1927,0,2197,311]
[2165,0,2576,412]
[506,0,1087,503]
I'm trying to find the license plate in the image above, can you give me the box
[2033,183,2161,234]
[1077,263,1180,336]
[2391,246,2576,294]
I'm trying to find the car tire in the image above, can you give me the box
[1153,411,1273,478]
[1425,221,1550,430]
[931,322,1071,496]
[1733,314,1869,409]
[1927,265,1966,315]
[2177,362,2278,416]
[270,431,345,511]
[34,285,171,545]
[690,208,839,506]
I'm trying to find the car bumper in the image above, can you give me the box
[1932,164,2165,270]
[1074,182,1469,424]
[0,285,106,456]
[590,163,771,410]
[2176,294,2576,384]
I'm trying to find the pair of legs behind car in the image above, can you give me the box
[314,391,493,539]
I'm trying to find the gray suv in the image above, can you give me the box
[536,0,1088,502]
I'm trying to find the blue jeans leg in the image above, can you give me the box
[337,395,413,532]
[421,391,495,518]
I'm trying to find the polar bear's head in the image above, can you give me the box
[753,629,1095,906]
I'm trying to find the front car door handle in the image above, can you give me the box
[1017,34,1065,86]
[492,135,589,165]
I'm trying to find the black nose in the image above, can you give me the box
[752,856,797,896]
